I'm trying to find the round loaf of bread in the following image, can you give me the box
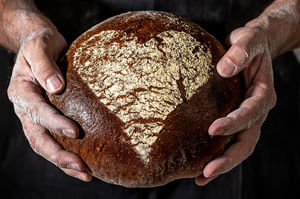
[48,11,242,187]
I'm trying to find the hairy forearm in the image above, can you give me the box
[0,0,54,52]
[246,0,300,59]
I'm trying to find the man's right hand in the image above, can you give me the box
[7,27,92,182]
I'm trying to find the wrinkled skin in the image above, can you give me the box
[195,27,277,185]
[7,27,92,181]
[1,0,300,184]
[5,24,277,184]
[196,0,300,185]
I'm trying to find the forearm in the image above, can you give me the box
[0,0,54,52]
[245,0,300,59]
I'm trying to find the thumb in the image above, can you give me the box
[217,27,267,78]
[23,48,65,94]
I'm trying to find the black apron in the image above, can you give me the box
[1,0,299,198]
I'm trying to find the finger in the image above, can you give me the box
[22,40,65,94]
[8,62,78,138]
[195,175,218,186]
[209,76,272,136]
[209,97,263,136]
[203,119,262,178]
[217,27,267,77]
[61,168,92,182]
[21,115,86,172]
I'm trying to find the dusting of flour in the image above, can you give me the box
[73,30,212,164]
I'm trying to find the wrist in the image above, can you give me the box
[245,0,300,59]
[1,8,56,52]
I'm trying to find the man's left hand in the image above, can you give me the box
[196,26,277,186]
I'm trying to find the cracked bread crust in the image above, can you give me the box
[47,11,242,187]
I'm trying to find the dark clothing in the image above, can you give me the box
[0,0,299,198]
[35,0,273,44]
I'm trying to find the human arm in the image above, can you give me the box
[196,0,300,185]
[1,0,91,181]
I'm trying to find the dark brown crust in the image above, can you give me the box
[47,11,242,187]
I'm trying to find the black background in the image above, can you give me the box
[1,0,300,198]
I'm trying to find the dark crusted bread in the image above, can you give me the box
[47,11,243,188]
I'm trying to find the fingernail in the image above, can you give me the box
[67,163,80,171]
[218,58,236,76]
[63,129,77,138]
[46,75,62,92]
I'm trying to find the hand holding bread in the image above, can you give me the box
[196,26,276,185]
[7,26,92,182]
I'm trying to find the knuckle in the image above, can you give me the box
[7,84,14,102]
[26,105,41,124]
[13,105,25,120]
[50,151,68,168]
[228,44,250,71]
[50,153,66,168]
[7,80,20,104]
[236,44,250,68]
[7,79,26,105]
[235,44,249,59]
[49,153,59,165]
[229,27,244,43]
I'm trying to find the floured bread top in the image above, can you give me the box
[72,29,213,163]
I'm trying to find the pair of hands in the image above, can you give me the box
[7,25,276,185]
